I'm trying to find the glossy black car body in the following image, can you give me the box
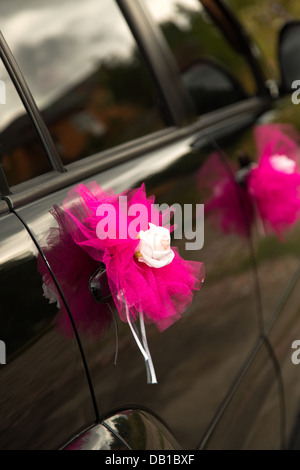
[1,0,300,450]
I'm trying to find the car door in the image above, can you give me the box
[149,0,300,449]
[0,0,189,450]
[0,0,291,450]
[225,0,300,449]
[0,66,101,449]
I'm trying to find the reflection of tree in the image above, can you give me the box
[157,2,255,93]
[98,54,156,108]
[110,412,171,450]
[58,43,165,158]
[226,0,300,78]
[0,41,165,182]
[84,51,163,153]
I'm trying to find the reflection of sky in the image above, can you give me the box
[0,61,23,131]
[143,0,202,26]
[0,217,37,265]
[0,232,36,265]
[0,0,135,128]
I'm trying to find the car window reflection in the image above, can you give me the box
[0,61,51,187]
[143,0,257,113]
[0,0,166,170]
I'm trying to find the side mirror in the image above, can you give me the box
[181,58,247,115]
[279,21,300,94]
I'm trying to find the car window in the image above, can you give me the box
[143,0,258,115]
[0,60,52,187]
[0,0,167,167]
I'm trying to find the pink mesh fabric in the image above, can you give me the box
[248,124,300,238]
[38,205,112,338]
[60,182,205,332]
[197,153,254,238]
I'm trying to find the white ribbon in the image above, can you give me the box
[123,294,157,384]
[108,303,119,366]
[139,312,157,384]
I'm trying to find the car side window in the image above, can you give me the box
[0,0,167,168]
[143,0,258,115]
[0,61,52,187]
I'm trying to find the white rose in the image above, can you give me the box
[270,154,296,174]
[42,281,61,309]
[135,223,174,268]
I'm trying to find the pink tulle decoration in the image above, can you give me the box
[198,124,300,239]
[248,124,300,237]
[197,153,254,238]
[254,123,300,165]
[62,182,204,332]
[38,205,112,338]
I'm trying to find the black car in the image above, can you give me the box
[1,0,300,450]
